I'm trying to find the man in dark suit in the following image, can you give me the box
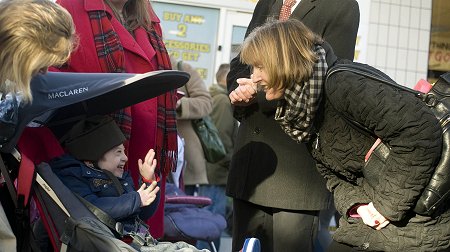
[226,0,359,251]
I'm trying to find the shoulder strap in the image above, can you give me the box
[102,169,125,196]
[440,72,450,84]
[326,62,400,89]
[325,62,420,136]
[74,194,124,238]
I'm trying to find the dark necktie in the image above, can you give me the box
[279,0,297,21]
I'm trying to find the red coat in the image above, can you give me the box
[55,0,167,238]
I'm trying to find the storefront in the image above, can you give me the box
[152,0,449,86]
[152,0,255,85]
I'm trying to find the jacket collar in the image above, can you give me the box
[84,0,108,12]
[84,0,160,23]
[292,0,318,20]
[83,0,158,63]
[270,0,318,20]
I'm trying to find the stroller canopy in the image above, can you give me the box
[0,70,189,153]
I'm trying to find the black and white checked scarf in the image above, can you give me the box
[274,45,328,142]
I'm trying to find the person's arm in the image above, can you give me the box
[327,72,442,222]
[317,162,390,230]
[211,95,236,151]
[138,149,158,182]
[58,173,142,220]
[137,180,160,221]
[135,148,160,220]
[177,62,212,119]
[321,0,360,60]
[315,162,370,222]
[210,94,237,166]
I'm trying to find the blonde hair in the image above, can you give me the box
[0,0,76,103]
[240,19,323,91]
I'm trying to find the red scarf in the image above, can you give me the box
[89,11,177,175]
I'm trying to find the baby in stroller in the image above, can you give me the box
[44,115,261,252]
[48,115,209,252]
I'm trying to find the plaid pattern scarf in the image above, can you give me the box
[89,11,131,139]
[274,45,328,142]
[90,11,177,175]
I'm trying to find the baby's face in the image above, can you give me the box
[98,144,128,178]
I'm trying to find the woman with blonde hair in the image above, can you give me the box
[231,19,450,252]
[0,1,75,250]
[54,0,178,238]
[0,0,76,103]
[226,0,359,250]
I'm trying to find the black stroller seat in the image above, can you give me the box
[0,70,188,251]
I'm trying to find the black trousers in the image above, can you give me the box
[232,198,319,252]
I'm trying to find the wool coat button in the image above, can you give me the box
[253,127,261,134]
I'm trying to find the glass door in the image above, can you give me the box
[217,11,252,65]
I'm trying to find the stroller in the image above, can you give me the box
[0,70,193,251]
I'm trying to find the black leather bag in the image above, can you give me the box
[412,73,449,215]
[327,64,450,216]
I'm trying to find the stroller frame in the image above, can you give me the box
[0,70,188,251]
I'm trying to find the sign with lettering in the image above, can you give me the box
[429,32,450,71]
[354,0,370,63]
[48,87,89,100]
[153,2,220,85]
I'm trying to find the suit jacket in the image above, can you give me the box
[226,0,360,210]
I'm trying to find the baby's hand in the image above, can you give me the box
[137,181,159,206]
[138,149,157,181]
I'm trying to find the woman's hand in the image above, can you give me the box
[229,77,258,105]
[138,149,157,181]
[137,181,159,206]
[357,202,390,230]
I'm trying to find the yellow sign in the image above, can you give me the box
[429,32,450,71]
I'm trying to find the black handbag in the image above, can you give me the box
[327,63,450,216]
[176,61,226,163]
